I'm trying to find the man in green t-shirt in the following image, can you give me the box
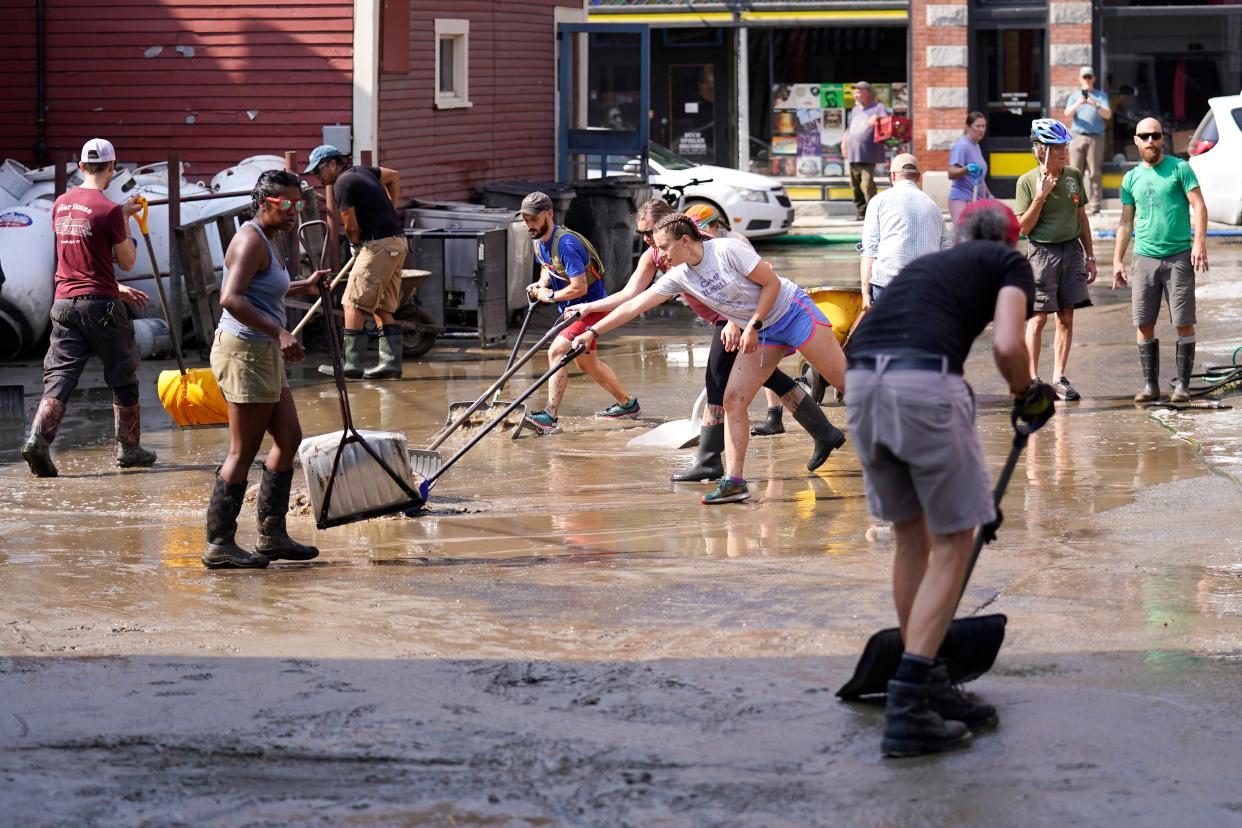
[1015,118,1098,402]
[1112,117,1209,403]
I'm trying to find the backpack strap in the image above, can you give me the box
[548,226,605,284]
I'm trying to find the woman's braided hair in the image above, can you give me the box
[250,169,302,218]
[653,212,705,242]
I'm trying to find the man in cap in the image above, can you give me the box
[1063,66,1111,216]
[305,145,407,380]
[22,138,158,477]
[859,153,953,311]
[846,81,890,221]
[520,191,640,434]
[846,200,1054,757]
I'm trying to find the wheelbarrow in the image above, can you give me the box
[797,284,864,404]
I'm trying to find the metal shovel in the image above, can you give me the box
[444,299,540,428]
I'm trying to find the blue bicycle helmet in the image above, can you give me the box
[1030,118,1072,145]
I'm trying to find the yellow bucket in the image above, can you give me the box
[805,285,864,346]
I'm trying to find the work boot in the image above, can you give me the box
[21,397,66,478]
[1134,339,1161,403]
[202,474,268,569]
[751,405,785,436]
[927,661,998,730]
[363,325,404,380]
[254,467,320,561]
[791,395,847,472]
[113,403,157,468]
[1170,340,1195,404]
[671,423,724,482]
[319,328,367,380]
[881,678,972,758]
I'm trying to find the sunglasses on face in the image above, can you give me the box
[637,228,654,239]
[265,197,305,212]
[1137,132,1163,142]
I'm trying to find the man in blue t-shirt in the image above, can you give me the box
[1063,66,1111,215]
[518,191,640,435]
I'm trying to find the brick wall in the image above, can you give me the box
[911,0,969,170]
[1048,1,1095,125]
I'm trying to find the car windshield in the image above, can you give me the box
[649,143,697,171]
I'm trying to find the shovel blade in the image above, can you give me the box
[443,400,524,431]
[626,418,701,450]
[835,614,1008,700]
[408,448,443,481]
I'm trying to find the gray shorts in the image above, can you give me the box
[1027,240,1091,314]
[1132,251,1195,328]
[845,363,994,535]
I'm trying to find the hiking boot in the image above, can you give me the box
[751,405,785,436]
[927,661,998,730]
[254,467,319,561]
[524,410,561,435]
[1170,340,1195,404]
[672,423,724,483]
[21,433,58,478]
[881,678,972,758]
[319,328,367,380]
[596,398,641,420]
[114,403,156,468]
[363,325,404,380]
[1134,340,1161,403]
[202,473,268,570]
[1053,376,1081,402]
[791,395,846,472]
[702,477,750,505]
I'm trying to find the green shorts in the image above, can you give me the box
[210,330,288,404]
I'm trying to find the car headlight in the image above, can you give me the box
[735,188,769,203]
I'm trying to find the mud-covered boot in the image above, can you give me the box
[791,395,846,472]
[882,678,972,758]
[927,660,998,730]
[671,423,725,482]
[21,397,66,478]
[319,328,367,379]
[750,405,785,436]
[202,474,268,569]
[363,325,404,380]
[1134,339,1161,403]
[113,403,157,468]
[1170,339,1195,404]
[254,467,320,561]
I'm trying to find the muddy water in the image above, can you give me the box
[1,243,1242,825]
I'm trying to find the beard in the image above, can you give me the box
[527,217,548,238]
[1140,145,1162,164]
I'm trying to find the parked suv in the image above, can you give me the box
[1187,93,1242,226]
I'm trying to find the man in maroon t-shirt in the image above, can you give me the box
[22,138,158,477]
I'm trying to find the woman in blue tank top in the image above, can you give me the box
[203,170,329,570]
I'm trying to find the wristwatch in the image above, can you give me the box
[1085,256,1096,262]
[747,318,764,331]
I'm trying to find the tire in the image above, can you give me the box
[801,360,828,405]
[394,304,437,359]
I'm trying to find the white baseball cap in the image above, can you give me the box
[80,138,117,164]
[1079,66,1095,78]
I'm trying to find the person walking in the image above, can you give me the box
[22,138,157,478]
[846,82,890,221]
[845,200,1055,757]
[1064,66,1111,216]
[860,153,953,312]
[519,191,640,435]
[1112,117,1209,404]
[304,145,407,380]
[947,112,991,225]
[1015,118,1097,401]
[203,170,329,569]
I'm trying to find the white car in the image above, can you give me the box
[1187,93,1242,226]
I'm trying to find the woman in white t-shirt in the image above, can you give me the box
[571,212,848,505]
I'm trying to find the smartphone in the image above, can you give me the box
[1081,90,1089,100]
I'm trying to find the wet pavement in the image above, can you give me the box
[1,242,1241,826]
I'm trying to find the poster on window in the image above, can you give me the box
[890,82,909,113]
[820,84,852,110]
[819,108,845,151]
[773,83,821,109]
[771,157,796,176]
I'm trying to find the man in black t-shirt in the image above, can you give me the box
[306,145,407,380]
[845,200,1055,758]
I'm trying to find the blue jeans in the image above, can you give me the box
[871,284,885,303]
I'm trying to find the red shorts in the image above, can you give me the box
[559,311,608,352]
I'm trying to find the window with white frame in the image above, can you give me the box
[434,19,470,109]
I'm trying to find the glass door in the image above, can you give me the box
[972,25,1046,197]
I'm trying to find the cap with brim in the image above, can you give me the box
[80,138,116,165]
[852,81,872,91]
[1079,66,1094,77]
[957,199,1020,246]
[519,191,555,216]
[304,144,344,175]
[891,153,920,173]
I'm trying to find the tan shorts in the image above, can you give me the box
[344,236,407,314]
[210,329,288,404]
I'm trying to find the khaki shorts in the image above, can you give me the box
[344,236,407,314]
[210,329,288,404]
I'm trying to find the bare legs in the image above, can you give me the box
[219,389,303,484]
[545,337,630,417]
[892,515,974,658]
[1026,309,1075,379]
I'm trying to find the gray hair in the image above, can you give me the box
[957,206,1011,244]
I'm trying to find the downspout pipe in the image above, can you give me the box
[33,0,48,165]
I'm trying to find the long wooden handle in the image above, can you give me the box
[290,253,356,336]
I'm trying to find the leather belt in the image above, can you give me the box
[847,355,961,375]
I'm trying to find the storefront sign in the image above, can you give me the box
[677,131,708,156]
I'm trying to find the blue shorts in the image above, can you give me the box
[760,289,831,354]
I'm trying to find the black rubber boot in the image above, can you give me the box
[319,328,367,379]
[22,397,65,478]
[881,678,972,758]
[750,405,785,436]
[791,395,846,472]
[363,325,404,380]
[202,474,269,569]
[1170,340,1195,404]
[1134,339,1161,403]
[671,423,725,482]
[927,661,998,730]
[254,467,320,561]
[114,403,157,468]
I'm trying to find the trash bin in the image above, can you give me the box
[475,181,576,226]
[405,227,508,349]
[565,177,646,295]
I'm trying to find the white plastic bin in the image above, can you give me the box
[298,429,422,526]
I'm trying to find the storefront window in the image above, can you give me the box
[975,28,1045,143]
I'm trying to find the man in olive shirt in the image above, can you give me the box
[1015,118,1097,401]
[1112,117,1209,404]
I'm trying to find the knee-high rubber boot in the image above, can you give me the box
[363,325,404,380]
[1170,340,1195,404]
[114,403,157,468]
[791,395,846,472]
[22,397,66,478]
[202,474,269,569]
[254,467,320,561]
[750,405,785,436]
[319,329,367,379]
[1133,339,1161,403]
[671,423,725,482]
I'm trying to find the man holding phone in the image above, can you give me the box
[1064,66,1111,216]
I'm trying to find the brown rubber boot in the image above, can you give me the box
[114,403,157,468]
[21,397,66,478]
